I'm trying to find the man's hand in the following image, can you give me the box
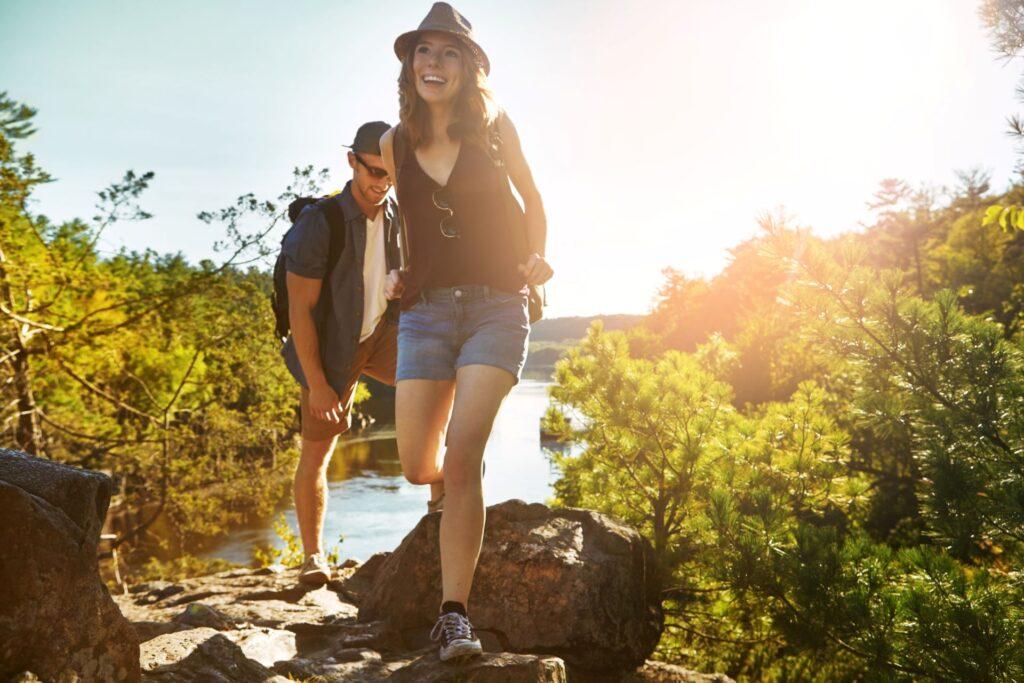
[308,382,344,424]
[518,254,554,286]
[385,269,406,300]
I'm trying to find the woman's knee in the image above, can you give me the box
[443,450,484,489]
[403,466,440,486]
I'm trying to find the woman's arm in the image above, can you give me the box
[497,112,545,256]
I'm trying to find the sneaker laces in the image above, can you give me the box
[430,612,473,644]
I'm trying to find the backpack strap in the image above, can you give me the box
[392,124,410,271]
[318,196,347,275]
[393,123,407,176]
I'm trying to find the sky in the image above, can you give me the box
[1,0,1021,318]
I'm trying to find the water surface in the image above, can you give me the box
[201,379,560,563]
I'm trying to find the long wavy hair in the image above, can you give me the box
[397,38,498,151]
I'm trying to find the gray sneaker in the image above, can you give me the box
[430,611,483,662]
[298,552,331,586]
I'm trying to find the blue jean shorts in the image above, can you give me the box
[397,284,531,384]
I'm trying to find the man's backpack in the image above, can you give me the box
[271,195,347,342]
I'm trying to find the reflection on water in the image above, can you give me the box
[201,379,560,564]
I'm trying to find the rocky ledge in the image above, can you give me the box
[0,448,732,682]
[116,565,730,682]
[0,449,139,682]
[115,499,734,682]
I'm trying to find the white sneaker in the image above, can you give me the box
[430,611,483,662]
[298,552,331,586]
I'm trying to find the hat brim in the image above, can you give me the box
[394,29,490,76]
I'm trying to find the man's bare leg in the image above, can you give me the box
[294,434,338,557]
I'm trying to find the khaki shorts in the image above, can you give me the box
[299,318,397,441]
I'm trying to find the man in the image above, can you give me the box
[281,121,403,586]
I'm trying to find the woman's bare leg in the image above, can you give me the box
[440,364,515,606]
[396,379,456,502]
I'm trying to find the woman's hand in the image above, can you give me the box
[518,254,553,286]
[385,268,406,300]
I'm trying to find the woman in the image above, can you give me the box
[380,1,553,663]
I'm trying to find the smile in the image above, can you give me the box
[421,74,447,85]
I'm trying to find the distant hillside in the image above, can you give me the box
[529,314,646,343]
[523,313,646,378]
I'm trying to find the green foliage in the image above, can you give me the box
[252,513,342,568]
[546,325,736,575]
[549,314,1024,679]
[982,203,1024,233]
[770,228,1024,561]
[0,94,347,550]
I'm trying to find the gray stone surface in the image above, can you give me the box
[0,449,140,682]
[114,504,734,682]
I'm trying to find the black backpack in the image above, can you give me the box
[271,195,347,342]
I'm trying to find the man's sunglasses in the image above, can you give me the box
[353,153,390,180]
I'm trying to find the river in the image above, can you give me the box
[199,379,562,564]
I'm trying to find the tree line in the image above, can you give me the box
[0,93,339,549]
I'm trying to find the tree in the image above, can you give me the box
[0,93,331,547]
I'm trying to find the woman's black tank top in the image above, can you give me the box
[395,132,528,311]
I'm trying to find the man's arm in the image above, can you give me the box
[287,272,343,424]
[283,206,343,424]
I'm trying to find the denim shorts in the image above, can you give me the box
[397,284,530,384]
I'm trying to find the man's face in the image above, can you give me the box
[349,151,391,206]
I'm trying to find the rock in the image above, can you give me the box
[140,627,291,682]
[173,603,234,630]
[0,448,140,682]
[108,510,732,681]
[340,550,389,603]
[272,649,566,683]
[132,621,190,643]
[135,582,186,604]
[230,627,297,668]
[354,499,663,675]
[289,619,399,656]
[387,651,568,682]
[272,654,392,682]
[116,567,359,631]
[624,661,736,682]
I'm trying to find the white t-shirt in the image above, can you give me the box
[360,209,389,342]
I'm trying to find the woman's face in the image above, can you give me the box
[412,31,464,106]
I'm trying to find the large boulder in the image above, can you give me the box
[354,499,664,675]
[0,448,141,682]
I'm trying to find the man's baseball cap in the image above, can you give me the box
[344,121,391,156]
